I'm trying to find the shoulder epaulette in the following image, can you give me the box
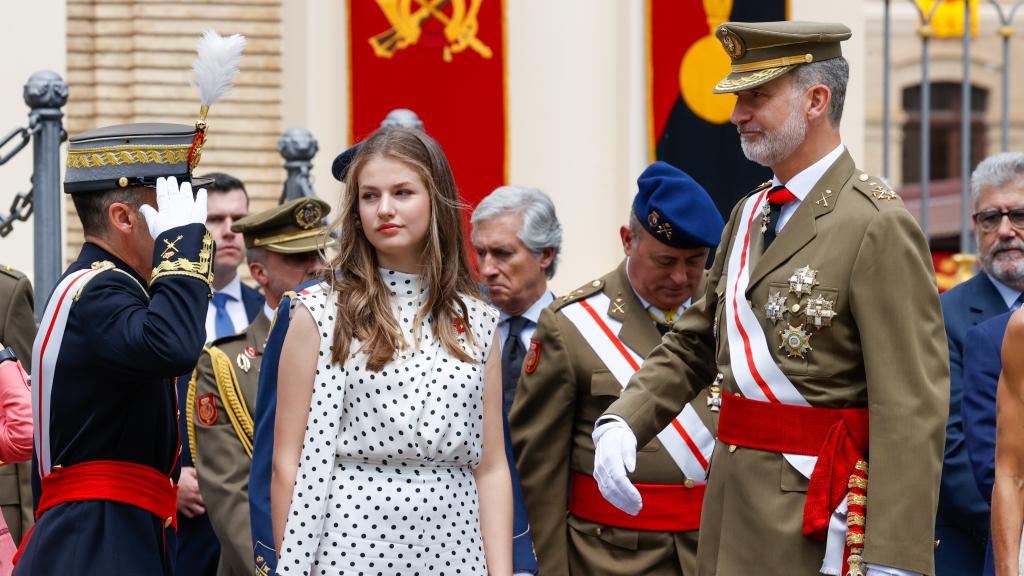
[0,265,26,281]
[552,278,605,311]
[77,260,149,300]
[747,179,774,198]
[851,171,900,208]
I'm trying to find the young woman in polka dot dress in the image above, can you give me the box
[271,127,512,576]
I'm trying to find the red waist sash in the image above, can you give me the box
[569,471,705,532]
[36,460,178,529]
[717,393,868,540]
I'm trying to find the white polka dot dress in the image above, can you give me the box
[277,269,498,576]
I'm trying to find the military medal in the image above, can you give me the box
[778,324,812,359]
[788,266,818,296]
[236,352,251,373]
[804,295,836,329]
[707,373,724,413]
[760,202,771,233]
[763,291,788,323]
[244,344,260,358]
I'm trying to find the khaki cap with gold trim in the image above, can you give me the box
[713,21,852,94]
[232,197,336,254]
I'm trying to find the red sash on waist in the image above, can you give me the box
[569,471,704,532]
[13,460,178,566]
[717,393,868,541]
[36,460,178,528]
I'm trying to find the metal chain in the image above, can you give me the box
[0,115,55,236]
[0,187,33,238]
[0,127,31,166]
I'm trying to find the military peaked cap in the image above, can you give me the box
[65,123,214,194]
[232,197,335,254]
[713,21,852,94]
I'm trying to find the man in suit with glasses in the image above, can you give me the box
[947,153,1024,575]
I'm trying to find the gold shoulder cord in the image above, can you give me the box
[186,367,200,463]
[207,346,255,457]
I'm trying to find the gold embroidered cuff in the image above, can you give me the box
[151,230,214,288]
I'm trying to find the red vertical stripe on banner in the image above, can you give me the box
[647,0,708,154]
[348,0,507,208]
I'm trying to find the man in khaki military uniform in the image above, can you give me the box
[188,197,332,576]
[594,22,948,576]
[0,266,35,544]
[511,162,724,575]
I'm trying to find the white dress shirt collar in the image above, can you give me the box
[499,290,554,326]
[771,142,846,202]
[219,274,243,301]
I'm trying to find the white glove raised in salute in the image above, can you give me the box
[139,176,208,239]
[592,419,643,516]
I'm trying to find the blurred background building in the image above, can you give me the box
[5,0,1016,295]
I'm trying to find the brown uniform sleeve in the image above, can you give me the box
[3,276,35,371]
[192,350,255,575]
[605,200,741,447]
[509,307,577,575]
[851,208,948,576]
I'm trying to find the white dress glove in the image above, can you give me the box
[592,419,642,516]
[138,176,208,239]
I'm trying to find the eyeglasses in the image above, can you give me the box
[972,208,1024,232]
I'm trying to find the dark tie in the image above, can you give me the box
[501,316,529,416]
[763,185,797,250]
[212,291,237,339]
[1014,292,1024,311]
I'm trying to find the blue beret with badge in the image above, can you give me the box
[633,161,725,249]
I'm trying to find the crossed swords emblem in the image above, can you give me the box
[371,0,493,61]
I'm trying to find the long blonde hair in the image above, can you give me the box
[327,127,481,370]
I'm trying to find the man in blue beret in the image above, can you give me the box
[509,161,723,575]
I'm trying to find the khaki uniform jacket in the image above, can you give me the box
[511,261,715,576]
[0,266,34,544]
[189,312,270,576]
[606,151,949,576]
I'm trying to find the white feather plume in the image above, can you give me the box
[192,30,246,107]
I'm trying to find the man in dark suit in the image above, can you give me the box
[938,151,1024,575]
[175,172,264,576]
[471,185,563,575]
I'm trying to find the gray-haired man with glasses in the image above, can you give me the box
[938,152,1024,575]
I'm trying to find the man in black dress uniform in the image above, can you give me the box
[14,122,214,575]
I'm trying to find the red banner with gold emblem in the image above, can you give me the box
[648,0,786,218]
[348,0,506,207]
